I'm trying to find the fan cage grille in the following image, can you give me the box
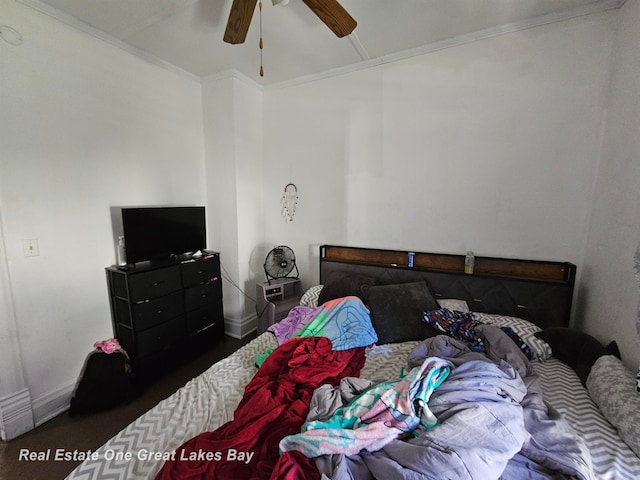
[264,245,299,284]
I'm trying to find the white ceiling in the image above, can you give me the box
[19,0,622,86]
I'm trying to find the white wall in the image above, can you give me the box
[202,73,264,336]
[2,0,638,437]
[0,0,205,425]
[262,12,616,293]
[579,0,640,369]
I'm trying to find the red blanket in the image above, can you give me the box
[154,336,366,480]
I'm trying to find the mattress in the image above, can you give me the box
[66,333,640,479]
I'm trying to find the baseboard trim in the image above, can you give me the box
[0,388,34,441]
[31,382,75,427]
[3,317,258,438]
[224,314,257,339]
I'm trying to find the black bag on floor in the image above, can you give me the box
[69,340,141,416]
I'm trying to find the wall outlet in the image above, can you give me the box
[22,239,39,257]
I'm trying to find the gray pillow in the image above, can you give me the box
[317,272,375,305]
[587,355,640,457]
[363,280,440,344]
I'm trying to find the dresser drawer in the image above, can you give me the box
[128,266,181,300]
[181,257,221,288]
[184,282,221,311]
[186,304,222,335]
[137,316,186,357]
[133,291,184,331]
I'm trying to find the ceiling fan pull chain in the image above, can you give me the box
[259,0,264,77]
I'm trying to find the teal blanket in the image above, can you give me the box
[256,296,378,366]
[279,356,451,457]
[293,296,377,350]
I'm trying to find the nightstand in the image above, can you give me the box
[256,278,302,334]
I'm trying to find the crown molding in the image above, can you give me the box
[18,0,626,90]
[201,69,263,91]
[264,0,626,91]
[17,0,200,84]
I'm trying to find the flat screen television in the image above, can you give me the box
[121,206,206,265]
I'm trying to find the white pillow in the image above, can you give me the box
[472,313,553,362]
[587,355,640,457]
[437,299,470,312]
[299,285,323,307]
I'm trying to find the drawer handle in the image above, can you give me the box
[156,309,167,315]
[201,294,208,298]
[152,281,165,287]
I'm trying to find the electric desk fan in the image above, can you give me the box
[263,245,299,285]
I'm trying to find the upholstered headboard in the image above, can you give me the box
[319,245,576,330]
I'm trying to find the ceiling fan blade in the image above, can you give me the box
[302,0,357,38]
[224,0,258,44]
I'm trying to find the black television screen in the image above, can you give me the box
[121,206,206,264]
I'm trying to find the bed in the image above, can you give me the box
[66,245,640,479]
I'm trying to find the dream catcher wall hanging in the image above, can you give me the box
[281,182,298,222]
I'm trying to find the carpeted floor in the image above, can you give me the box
[0,333,256,480]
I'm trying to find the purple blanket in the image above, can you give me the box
[311,326,595,480]
[269,306,324,344]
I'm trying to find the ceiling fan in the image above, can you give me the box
[224,0,357,44]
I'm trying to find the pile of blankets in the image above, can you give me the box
[154,336,366,480]
[155,296,377,480]
[155,297,595,480]
[279,356,450,457]
[280,323,595,480]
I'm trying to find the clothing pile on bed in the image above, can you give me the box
[154,297,595,480]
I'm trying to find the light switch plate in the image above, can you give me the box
[22,239,39,257]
